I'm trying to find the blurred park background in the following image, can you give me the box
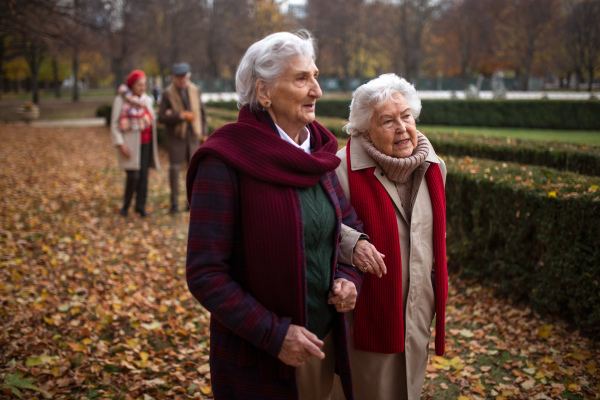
[1,0,599,105]
[1,0,600,399]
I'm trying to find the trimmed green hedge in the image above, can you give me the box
[205,100,239,110]
[308,99,600,130]
[110,99,600,130]
[419,100,600,130]
[445,155,600,337]
[426,132,600,176]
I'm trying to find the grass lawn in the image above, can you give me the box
[419,125,600,146]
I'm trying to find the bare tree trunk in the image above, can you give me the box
[113,57,124,92]
[0,32,4,100]
[72,42,79,101]
[52,58,60,98]
[26,40,45,104]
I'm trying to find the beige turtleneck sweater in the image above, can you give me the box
[361,133,429,222]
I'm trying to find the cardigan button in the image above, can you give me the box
[380,172,384,176]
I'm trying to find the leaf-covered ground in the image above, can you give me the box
[1,124,598,399]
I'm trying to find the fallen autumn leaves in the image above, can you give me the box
[0,124,598,399]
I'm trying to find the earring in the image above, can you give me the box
[265,100,270,107]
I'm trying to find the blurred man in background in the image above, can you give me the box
[158,62,209,213]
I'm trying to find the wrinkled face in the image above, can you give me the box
[266,55,322,136]
[173,73,190,90]
[365,93,418,158]
[132,77,147,97]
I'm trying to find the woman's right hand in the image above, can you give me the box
[277,324,325,367]
[119,144,131,158]
[353,239,387,277]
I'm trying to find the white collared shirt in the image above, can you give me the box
[275,124,312,154]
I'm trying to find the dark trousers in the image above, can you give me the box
[123,143,151,212]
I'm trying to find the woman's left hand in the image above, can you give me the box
[327,278,357,313]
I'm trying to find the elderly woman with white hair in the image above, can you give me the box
[185,30,375,400]
[333,73,449,400]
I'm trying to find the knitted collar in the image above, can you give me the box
[360,133,429,183]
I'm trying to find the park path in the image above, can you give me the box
[0,123,598,400]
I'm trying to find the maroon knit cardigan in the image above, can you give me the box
[346,140,447,356]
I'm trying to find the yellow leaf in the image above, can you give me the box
[564,353,584,361]
[538,324,553,338]
[26,357,42,366]
[69,343,85,352]
[586,361,596,374]
[523,367,536,375]
[201,385,212,395]
[457,396,470,400]
[534,371,547,379]
[567,383,580,391]
[140,352,149,362]
[44,317,54,325]
[547,191,557,198]
[126,338,139,349]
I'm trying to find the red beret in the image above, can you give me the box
[126,70,146,89]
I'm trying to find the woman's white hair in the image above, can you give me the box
[236,30,316,111]
[344,73,422,137]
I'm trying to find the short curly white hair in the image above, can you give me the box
[236,30,317,111]
[344,73,422,137]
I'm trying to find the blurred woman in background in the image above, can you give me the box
[110,69,160,217]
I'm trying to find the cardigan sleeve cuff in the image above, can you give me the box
[264,316,292,358]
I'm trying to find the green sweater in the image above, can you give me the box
[298,182,337,339]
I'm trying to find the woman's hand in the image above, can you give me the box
[353,239,387,277]
[328,278,358,313]
[277,324,325,367]
[119,144,131,158]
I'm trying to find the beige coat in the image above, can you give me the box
[110,95,161,171]
[335,135,446,400]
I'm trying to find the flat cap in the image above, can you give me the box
[172,62,191,75]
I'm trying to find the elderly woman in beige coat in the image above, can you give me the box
[334,73,448,400]
[110,70,160,217]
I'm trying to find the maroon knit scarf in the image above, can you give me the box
[347,138,447,356]
[186,106,341,377]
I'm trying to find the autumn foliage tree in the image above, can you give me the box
[564,0,600,92]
